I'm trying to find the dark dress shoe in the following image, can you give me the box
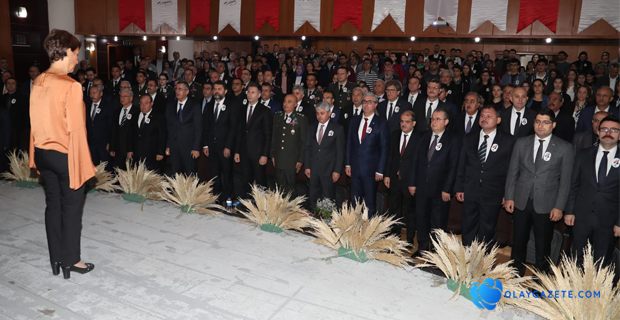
[62,263,95,279]
[51,262,61,276]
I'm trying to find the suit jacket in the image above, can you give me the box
[377,98,413,133]
[552,111,576,142]
[203,97,238,152]
[131,111,166,165]
[166,98,203,151]
[188,81,202,100]
[85,99,114,151]
[236,102,272,160]
[328,81,356,109]
[411,98,446,133]
[151,92,168,115]
[271,112,308,168]
[346,115,390,177]
[294,101,316,124]
[133,83,148,97]
[304,120,345,176]
[499,107,536,138]
[504,135,575,213]
[105,78,122,96]
[455,129,515,204]
[575,105,620,133]
[303,88,322,107]
[410,131,460,196]
[261,99,283,114]
[572,130,598,151]
[453,111,481,139]
[386,130,421,192]
[566,146,620,226]
[110,105,140,155]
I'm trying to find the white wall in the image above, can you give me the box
[167,39,195,60]
[47,0,85,60]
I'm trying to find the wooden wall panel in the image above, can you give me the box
[71,0,620,39]
[0,0,13,70]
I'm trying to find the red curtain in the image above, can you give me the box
[517,0,559,33]
[118,0,146,31]
[332,0,362,31]
[189,0,211,32]
[255,0,280,31]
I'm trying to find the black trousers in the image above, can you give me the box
[34,148,86,266]
[461,199,502,246]
[169,146,196,175]
[234,155,266,198]
[511,199,554,275]
[571,214,615,267]
[275,165,296,194]
[416,193,450,251]
[387,178,414,242]
[308,173,336,210]
[207,148,232,201]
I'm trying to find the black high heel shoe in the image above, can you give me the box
[51,262,61,276]
[61,263,95,279]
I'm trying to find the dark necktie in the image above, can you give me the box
[426,101,432,125]
[120,108,128,126]
[339,85,344,94]
[428,134,438,161]
[177,103,184,121]
[140,113,146,128]
[247,105,253,123]
[465,116,473,134]
[514,111,522,135]
[387,102,393,120]
[400,134,408,156]
[598,151,609,184]
[361,118,369,142]
[478,134,489,163]
[318,124,325,144]
[91,103,98,120]
[534,139,544,169]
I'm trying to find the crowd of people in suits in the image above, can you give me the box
[1,44,619,275]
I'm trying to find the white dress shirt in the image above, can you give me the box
[510,107,525,135]
[118,105,132,125]
[316,120,330,142]
[428,130,445,149]
[352,105,362,117]
[464,111,478,132]
[595,145,617,181]
[533,135,551,162]
[400,131,412,153]
[425,99,439,118]
[138,110,152,128]
[478,129,497,162]
[358,113,375,142]
[408,92,419,105]
[176,98,188,113]
[386,99,399,119]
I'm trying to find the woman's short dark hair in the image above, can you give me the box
[43,29,81,63]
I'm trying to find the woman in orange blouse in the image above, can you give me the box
[29,29,96,279]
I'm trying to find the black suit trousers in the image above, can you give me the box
[208,148,232,201]
[461,200,502,246]
[34,148,87,266]
[387,178,414,241]
[510,199,554,275]
[415,193,450,251]
[571,214,615,267]
[234,155,266,198]
[309,174,336,210]
[169,146,196,175]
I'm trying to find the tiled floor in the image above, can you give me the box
[0,182,537,319]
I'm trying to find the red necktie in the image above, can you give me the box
[361,118,368,142]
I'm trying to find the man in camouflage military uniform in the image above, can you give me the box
[271,94,308,193]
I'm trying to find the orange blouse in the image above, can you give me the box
[28,72,95,190]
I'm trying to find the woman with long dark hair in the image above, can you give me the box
[29,29,96,279]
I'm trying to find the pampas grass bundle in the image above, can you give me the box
[510,244,620,319]
[1,150,38,187]
[416,229,529,304]
[93,162,118,192]
[310,202,412,267]
[115,160,162,202]
[159,174,223,214]
[238,184,312,233]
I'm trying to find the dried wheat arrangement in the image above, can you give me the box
[1,150,38,188]
[509,244,620,319]
[310,201,411,267]
[115,160,162,203]
[237,184,312,233]
[416,229,529,305]
[159,173,223,214]
[93,162,118,192]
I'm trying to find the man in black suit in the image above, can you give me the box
[305,101,345,211]
[377,80,413,133]
[260,83,283,114]
[499,87,536,138]
[263,70,283,104]
[165,81,203,175]
[292,85,315,123]
[547,91,575,142]
[455,105,516,246]
[146,79,167,115]
[345,93,390,216]
[106,66,123,97]
[234,83,273,198]
[384,110,420,243]
[454,92,482,139]
[134,70,148,97]
[565,116,620,266]
[404,76,424,107]
[573,111,608,151]
[408,107,460,253]
[228,78,246,106]
[86,85,113,167]
[110,89,140,170]
[129,95,166,172]
[202,81,238,202]
[576,87,619,133]
[339,87,364,135]
[412,79,445,133]
[183,69,202,101]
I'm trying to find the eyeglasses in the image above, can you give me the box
[362,100,377,105]
[599,127,620,134]
[534,120,553,126]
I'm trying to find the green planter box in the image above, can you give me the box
[15,180,39,188]
[122,193,146,203]
[338,246,368,263]
[260,223,283,233]
[447,279,473,301]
